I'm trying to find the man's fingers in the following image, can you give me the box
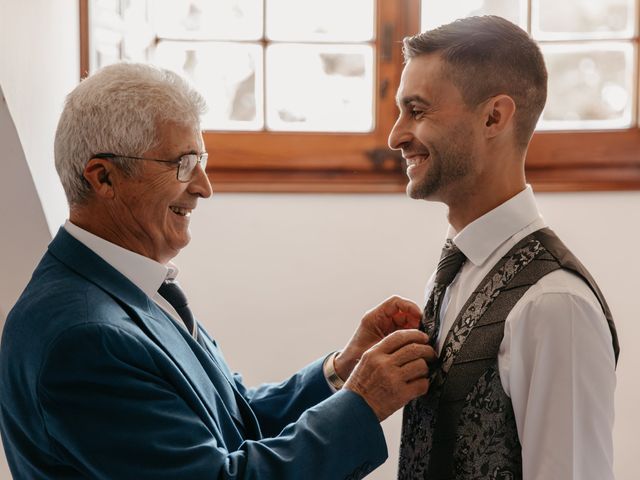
[382,296,423,328]
[391,342,437,367]
[359,296,423,339]
[399,358,430,382]
[407,376,430,397]
[373,329,429,355]
[391,310,422,330]
[345,332,434,421]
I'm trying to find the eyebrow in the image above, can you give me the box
[178,149,200,157]
[396,94,431,109]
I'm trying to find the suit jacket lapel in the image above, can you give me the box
[196,327,262,440]
[136,304,250,437]
[48,228,249,441]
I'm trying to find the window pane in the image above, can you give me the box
[539,43,634,130]
[91,0,124,25]
[421,0,524,31]
[90,0,154,70]
[532,0,635,40]
[154,41,263,131]
[266,44,374,132]
[266,0,374,42]
[151,0,263,40]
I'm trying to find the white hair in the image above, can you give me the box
[54,62,207,206]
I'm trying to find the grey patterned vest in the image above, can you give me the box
[398,228,619,480]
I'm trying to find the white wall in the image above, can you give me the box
[1,1,639,478]
[0,0,74,234]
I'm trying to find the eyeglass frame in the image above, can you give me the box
[93,152,208,182]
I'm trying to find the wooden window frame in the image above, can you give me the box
[80,0,640,192]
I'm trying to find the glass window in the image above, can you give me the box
[152,0,263,41]
[88,0,376,134]
[81,0,640,192]
[266,0,375,42]
[421,0,524,30]
[421,0,637,132]
[266,44,374,132]
[541,43,633,129]
[154,41,263,131]
[532,0,635,40]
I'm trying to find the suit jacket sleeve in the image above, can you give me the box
[37,323,387,479]
[230,357,335,438]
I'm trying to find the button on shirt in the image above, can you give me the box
[428,186,616,480]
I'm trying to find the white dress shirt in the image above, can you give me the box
[428,186,616,480]
[63,220,192,335]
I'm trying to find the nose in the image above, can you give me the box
[188,162,213,198]
[388,116,412,151]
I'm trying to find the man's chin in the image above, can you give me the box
[175,234,191,251]
[163,232,191,260]
[406,183,420,199]
[407,180,429,200]
[406,180,436,200]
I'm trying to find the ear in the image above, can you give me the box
[83,158,116,199]
[482,94,516,139]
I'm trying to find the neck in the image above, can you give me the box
[445,155,526,232]
[69,205,169,264]
[446,183,525,232]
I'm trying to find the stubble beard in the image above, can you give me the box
[407,131,475,201]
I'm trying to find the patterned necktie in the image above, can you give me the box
[422,239,466,347]
[158,280,196,335]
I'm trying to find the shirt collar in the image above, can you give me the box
[448,185,543,267]
[64,220,178,298]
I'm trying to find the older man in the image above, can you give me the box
[0,63,435,479]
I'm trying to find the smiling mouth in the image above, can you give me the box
[405,152,431,169]
[169,206,192,217]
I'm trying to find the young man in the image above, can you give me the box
[389,16,619,479]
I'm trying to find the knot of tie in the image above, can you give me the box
[434,239,467,287]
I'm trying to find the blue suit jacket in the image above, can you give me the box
[0,229,387,479]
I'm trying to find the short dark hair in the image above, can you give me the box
[402,15,547,148]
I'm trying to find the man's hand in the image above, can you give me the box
[334,295,423,380]
[343,329,436,421]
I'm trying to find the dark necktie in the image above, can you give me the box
[158,280,196,335]
[422,239,466,347]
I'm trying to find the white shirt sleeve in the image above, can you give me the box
[499,270,616,480]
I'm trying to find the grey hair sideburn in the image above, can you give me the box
[54,62,207,206]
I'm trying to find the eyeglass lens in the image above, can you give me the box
[178,154,208,181]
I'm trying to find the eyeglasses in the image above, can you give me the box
[93,152,208,182]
